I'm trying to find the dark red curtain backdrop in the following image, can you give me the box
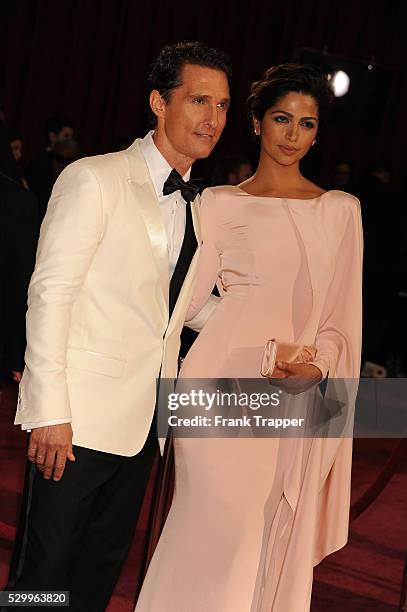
[1,0,406,183]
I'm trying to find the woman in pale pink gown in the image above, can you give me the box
[136,64,363,611]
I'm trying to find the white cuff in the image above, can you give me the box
[21,418,72,432]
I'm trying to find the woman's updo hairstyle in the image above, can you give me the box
[247,63,333,130]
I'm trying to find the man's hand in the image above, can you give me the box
[11,370,22,383]
[269,362,322,395]
[27,424,75,481]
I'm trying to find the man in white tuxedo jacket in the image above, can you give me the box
[6,42,231,611]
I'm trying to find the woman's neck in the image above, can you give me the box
[242,152,305,197]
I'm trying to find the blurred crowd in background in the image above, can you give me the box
[1,111,406,382]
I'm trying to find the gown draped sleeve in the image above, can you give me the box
[309,196,363,380]
[311,196,364,564]
[186,188,222,322]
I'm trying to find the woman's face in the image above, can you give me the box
[254,91,319,166]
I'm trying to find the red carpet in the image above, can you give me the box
[1,380,406,611]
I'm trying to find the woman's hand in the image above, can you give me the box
[268,361,322,395]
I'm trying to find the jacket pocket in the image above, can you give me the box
[66,348,126,378]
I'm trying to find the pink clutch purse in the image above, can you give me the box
[260,338,317,377]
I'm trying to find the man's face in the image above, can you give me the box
[10,138,23,163]
[228,162,252,185]
[154,64,230,163]
[333,162,351,187]
[49,126,74,147]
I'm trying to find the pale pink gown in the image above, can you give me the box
[136,186,363,611]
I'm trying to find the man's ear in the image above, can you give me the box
[149,90,166,121]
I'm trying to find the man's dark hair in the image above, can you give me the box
[45,115,74,142]
[148,41,232,126]
[247,63,333,133]
[7,128,22,143]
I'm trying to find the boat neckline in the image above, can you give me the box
[234,185,336,201]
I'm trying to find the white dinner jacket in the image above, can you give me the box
[15,139,213,456]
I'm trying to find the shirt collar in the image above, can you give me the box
[139,130,191,197]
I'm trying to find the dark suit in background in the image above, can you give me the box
[0,172,38,373]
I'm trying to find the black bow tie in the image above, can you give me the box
[163,168,203,203]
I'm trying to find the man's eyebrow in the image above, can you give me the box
[271,110,318,121]
[188,93,231,104]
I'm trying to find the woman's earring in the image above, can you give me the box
[312,139,316,146]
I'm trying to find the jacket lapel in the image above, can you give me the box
[125,141,169,314]
[190,197,201,244]
[125,139,203,326]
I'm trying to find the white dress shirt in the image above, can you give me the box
[22,131,190,431]
[139,130,189,276]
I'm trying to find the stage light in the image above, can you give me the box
[297,48,394,125]
[330,70,350,97]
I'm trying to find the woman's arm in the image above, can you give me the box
[185,188,221,323]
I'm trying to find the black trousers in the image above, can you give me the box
[4,418,158,612]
